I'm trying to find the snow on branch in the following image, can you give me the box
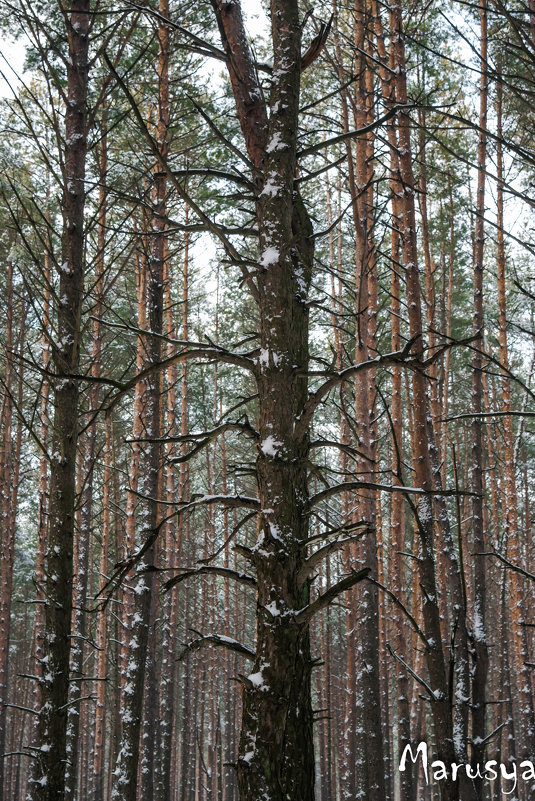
[164,566,257,592]
[295,567,370,624]
[297,333,478,436]
[178,633,255,663]
[310,480,475,508]
[97,495,260,603]
[297,527,370,583]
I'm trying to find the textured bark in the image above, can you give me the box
[29,3,90,798]
[140,6,170,799]
[120,226,147,686]
[212,2,315,798]
[373,7,416,795]
[0,263,19,801]
[470,2,490,790]
[112,172,164,801]
[92,419,112,801]
[112,16,167,798]
[349,1,386,796]
[495,70,535,760]
[65,99,109,801]
[32,188,54,697]
[390,4,461,799]
[92,105,110,801]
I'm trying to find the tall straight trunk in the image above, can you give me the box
[65,100,108,801]
[31,187,53,732]
[212,3,317,798]
[91,104,110,801]
[120,225,147,683]
[330,7,385,793]
[112,30,166,801]
[470,0,490,784]
[495,71,535,760]
[92,418,112,801]
[140,5,169,797]
[440,186,455,487]
[30,3,90,798]
[176,218,191,801]
[350,2,386,796]
[390,4,462,799]
[0,263,15,801]
[373,7,415,795]
[1,324,24,801]
[156,237,176,801]
[330,9,364,796]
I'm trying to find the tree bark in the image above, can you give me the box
[212,2,316,798]
[495,67,535,761]
[29,3,90,798]
[390,4,462,799]
[470,1,490,789]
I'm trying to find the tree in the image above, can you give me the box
[30,3,91,799]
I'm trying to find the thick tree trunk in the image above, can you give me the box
[212,3,315,799]
[29,3,90,798]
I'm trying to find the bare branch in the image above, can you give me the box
[297,527,370,583]
[178,634,255,662]
[164,566,257,592]
[387,645,437,701]
[478,551,535,583]
[295,568,370,624]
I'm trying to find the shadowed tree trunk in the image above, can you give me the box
[350,1,386,795]
[29,3,90,798]
[212,2,316,798]
[0,262,16,801]
[470,1,490,792]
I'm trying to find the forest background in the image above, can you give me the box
[0,1,534,801]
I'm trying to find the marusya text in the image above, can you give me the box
[399,742,535,794]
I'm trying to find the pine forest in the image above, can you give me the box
[0,1,534,799]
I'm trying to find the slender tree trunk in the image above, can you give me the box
[390,4,461,798]
[495,68,535,761]
[65,99,109,801]
[113,27,167,801]
[91,104,110,801]
[350,2,386,795]
[0,263,16,801]
[470,1,490,788]
[30,4,90,798]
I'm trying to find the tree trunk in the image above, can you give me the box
[470,1,490,789]
[390,4,461,799]
[350,2,386,795]
[495,67,535,761]
[0,263,17,801]
[30,3,90,798]
[112,27,166,801]
[212,2,315,798]
[92,103,110,801]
